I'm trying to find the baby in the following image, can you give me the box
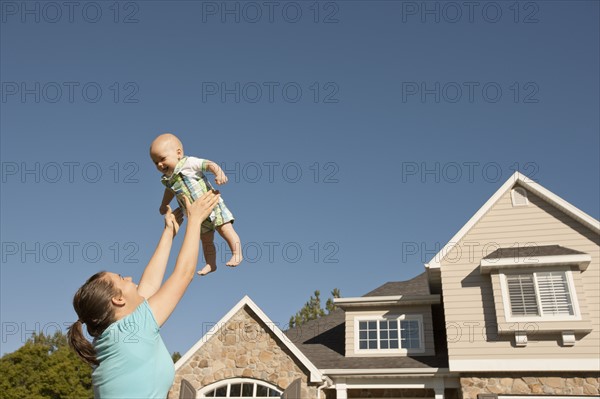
[149,133,242,275]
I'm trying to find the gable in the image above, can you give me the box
[172,305,313,397]
[171,295,323,399]
[427,172,600,270]
[441,185,599,266]
[436,182,600,371]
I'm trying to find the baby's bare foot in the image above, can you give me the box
[226,253,243,267]
[197,264,217,276]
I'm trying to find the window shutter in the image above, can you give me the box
[506,274,539,316]
[180,379,196,399]
[536,271,574,315]
[281,378,302,399]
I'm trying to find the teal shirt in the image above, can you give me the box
[92,300,175,399]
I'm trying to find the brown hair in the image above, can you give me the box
[67,271,121,366]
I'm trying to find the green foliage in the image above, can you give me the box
[325,288,341,314]
[289,288,341,328]
[0,331,93,399]
[171,351,182,363]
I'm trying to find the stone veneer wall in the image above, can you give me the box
[460,375,600,398]
[168,307,317,398]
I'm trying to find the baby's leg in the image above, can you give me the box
[216,222,243,267]
[198,231,217,276]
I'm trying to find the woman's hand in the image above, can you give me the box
[182,191,220,224]
[164,205,184,237]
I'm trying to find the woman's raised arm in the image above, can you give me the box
[137,206,184,299]
[148,191,220,326]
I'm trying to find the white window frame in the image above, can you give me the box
[499,267,581,323]
[354,314,425,354]
[198,378,282,398]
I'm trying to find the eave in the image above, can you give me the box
[334,294,440,308]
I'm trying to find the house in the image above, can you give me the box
[169,276,459,398]
[169,172,599,398]
[425,172,600,398]
[285,272,459,398]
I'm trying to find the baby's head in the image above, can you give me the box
[149,133,184,176]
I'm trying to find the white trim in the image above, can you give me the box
[514,331,528,347]
[321,368,451,376]
[426,172,600,270]
[174,295,323,383]
[449,358,600,371]
[561,331,576,347]
[480,254,592,273]
[334,294,440,307]
[354,314,425,355]
[325,375,459,392]
[198,377,283,397]
[499,268,582,322]
[335,381,347,399]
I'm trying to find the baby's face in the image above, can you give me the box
[150,141,182,176]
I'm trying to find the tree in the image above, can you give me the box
[0,331,93,399]
[171,351,182,363]
[288,288,341,328]
[326,288,341,314]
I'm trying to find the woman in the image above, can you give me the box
[68,191,220,398]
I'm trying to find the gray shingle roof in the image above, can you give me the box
[284,273,448,370]
[483,245,585,259]
[363,272,430,297]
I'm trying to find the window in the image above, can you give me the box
[400,319,421,349]
[503,270,577,319]
[356,315,423,353]
[201,379,282,398]
[485,253,591,341]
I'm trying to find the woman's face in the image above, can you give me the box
[105,272,141,303]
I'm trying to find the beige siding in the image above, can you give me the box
[344,305,436,357]
[440,186,599,367]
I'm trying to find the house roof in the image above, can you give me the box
[284,274,448,371]
[174,296,324,383]
[426,172,600,270]
[363,272,430,296]
[483,245,586,259]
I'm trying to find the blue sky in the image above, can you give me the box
[1,0,598,356]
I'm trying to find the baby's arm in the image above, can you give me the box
[203,160,228,185]
[159,189,176,215]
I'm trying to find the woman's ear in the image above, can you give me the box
[111,295,125,306]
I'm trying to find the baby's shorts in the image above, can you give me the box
[201,200,235,234]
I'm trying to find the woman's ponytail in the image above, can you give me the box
[68,320,99,366]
